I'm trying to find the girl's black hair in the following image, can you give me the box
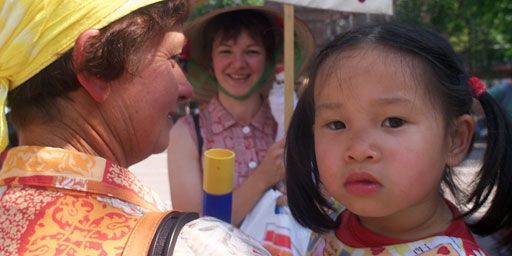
[285,22,512,248]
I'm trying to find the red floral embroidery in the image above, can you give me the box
[0,187,61,255]
[20,193,138,255]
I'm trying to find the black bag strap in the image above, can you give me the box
[147,211,199,256]
[191,107,203,160]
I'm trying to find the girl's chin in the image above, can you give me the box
[344,202,391,217]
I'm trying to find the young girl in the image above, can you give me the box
[285,23,512,255]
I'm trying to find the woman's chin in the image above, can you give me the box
[147,145,167,158]
[152,133,171,155]
[223,81,255,93]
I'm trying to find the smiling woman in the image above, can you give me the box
[167,6,314,228]
[104,30,190,163]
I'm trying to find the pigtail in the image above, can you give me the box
[466,92,512,247]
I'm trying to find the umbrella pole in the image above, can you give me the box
[284,3,295,130]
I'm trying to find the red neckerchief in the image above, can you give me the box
[335,200,477,248]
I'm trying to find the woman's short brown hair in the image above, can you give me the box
[202,10,280,69]
[8,0,189,128]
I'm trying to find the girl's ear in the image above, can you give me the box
[73,29,111,102]
[446,114,475,166]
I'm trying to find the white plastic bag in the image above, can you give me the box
[240,189,311,256]
[242,65,310,255]
[174,216,271,255]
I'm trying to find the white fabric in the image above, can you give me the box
[268,0,393,15]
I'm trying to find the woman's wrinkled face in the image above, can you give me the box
[313,45,451,221]
[110,27,192,164]
[211,30,266,97]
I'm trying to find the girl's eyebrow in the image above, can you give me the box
[315,97,412,112]
[315,102,343,112]
[373,96,413,106]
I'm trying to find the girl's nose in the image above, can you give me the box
[344,132,380,162]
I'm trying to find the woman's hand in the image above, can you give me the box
[256,138,286,189]
[232,138,286,226]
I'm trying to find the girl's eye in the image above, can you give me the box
[327,121,346,130]
[382,117,405,128]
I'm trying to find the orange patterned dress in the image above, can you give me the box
[0,146,169,256]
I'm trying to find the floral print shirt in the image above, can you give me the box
[308,202,487,256]
[0,146,270,256]
[0,146,168,255]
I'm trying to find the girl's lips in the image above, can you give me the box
[344,172,382,196]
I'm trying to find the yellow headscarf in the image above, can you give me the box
[0,0,161,151]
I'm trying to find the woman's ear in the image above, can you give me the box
[73,29,111,102]
[446,114,475,166]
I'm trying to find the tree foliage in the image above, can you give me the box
[396,0,512,78]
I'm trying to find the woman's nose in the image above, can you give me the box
[231,53,247,68]
[175,68,193,100]
[344,132,380,162]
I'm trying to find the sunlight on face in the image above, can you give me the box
[313,45,451,221]
[211,30,266,97]
[114,28,192,165]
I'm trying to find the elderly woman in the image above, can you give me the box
[0,0,270,255]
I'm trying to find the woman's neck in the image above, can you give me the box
[358,197,453,241]
[16,91,129,167]
[218,93,263,125]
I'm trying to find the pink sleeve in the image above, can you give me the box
[177,115,198,147]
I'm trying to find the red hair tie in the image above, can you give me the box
[469,76,486,98]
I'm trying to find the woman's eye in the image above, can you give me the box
[327,121,346,130]
[246,49,261,55]
[169,54,185,69]
[217,49,231,55]
[382,117,405,128]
